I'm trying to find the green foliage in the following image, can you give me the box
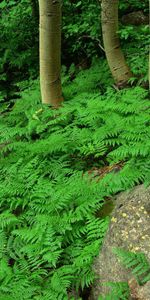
[119,0,148,13]
[98,248,150,299]
[119,24,149,84]
[113,248,150,284]
[62,0,149,74]
[0,0,149,297]
[0,0,38,73]
[62,0,101,60]
[0,0,148,105]
[0,0,38,101]
[98,282,130,300]
[0,61,150,298]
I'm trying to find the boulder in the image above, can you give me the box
[121,11,149,25]
[89,185,150,299]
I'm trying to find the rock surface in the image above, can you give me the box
[89,184,150,299]
[121,11,149,25]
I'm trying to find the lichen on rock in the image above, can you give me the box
[89,185,150,299]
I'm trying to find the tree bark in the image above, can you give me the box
[39,0,63,107]
[101,0,132,87]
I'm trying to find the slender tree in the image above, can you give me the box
[101,0,132,87]
[39,0,63,107]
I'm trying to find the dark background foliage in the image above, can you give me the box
[0,0,149,103]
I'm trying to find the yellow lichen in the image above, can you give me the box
[122,213,127,217]
[111,217,117,222]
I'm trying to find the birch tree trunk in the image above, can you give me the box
[39,0,63,107]
[101,0,132,87]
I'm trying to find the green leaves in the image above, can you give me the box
[0,61,150,299]
[62,0,100,56]
[0,0,16,8]
[76,1,82,8]
[98,248,150,299]
[118,26,134,40]
[0,211,19,230]
[113,248,150,284]
[98,282,130,300]
[0,1,7,9]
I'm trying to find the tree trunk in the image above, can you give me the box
[101,0,132,87]
[39,0,63,107]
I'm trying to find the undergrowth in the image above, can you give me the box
[113,248,150,285]
[99,248,150,299]
[0,61,150,299]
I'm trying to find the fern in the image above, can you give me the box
[99,248,150,299]
[98,282,130,300]
[0,61,150,299]
[113,248,150,284]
